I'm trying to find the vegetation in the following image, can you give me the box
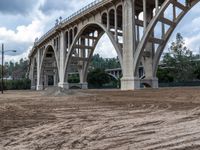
[87,68,112,88]
[87,55,120,88]
[89,54,120,70]
[0,58,31,90]
[157,33,200,85]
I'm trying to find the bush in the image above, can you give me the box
[87,68,112,88]
[0,79,31,90]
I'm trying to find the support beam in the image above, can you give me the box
[136,15,140,44]
[155,0,159,13]
[114,8,118,42]
[143,0,147,31]
[58,31,69,89]
[78,38,88,89]
[36,49,43,90]
[121,0,140,90]
[142,6,158,89]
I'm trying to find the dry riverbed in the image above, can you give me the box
[1,87,200,150]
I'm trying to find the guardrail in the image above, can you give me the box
[35,0,103,45]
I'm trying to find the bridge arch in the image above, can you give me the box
[63,21,123,84]
[133,0,200,79]
[39,45,60,87]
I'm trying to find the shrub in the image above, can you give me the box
[0,79,31,90]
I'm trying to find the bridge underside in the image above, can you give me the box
[28,0,198,90]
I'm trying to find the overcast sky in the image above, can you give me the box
[0,0,200,62]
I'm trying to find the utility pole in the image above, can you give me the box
[1,44,4,94]
[1,44,17,94]
[199,47,200,60]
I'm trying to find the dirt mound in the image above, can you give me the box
[42,86,90,97]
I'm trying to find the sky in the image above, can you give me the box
[0,0,200,63]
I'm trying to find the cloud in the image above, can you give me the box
[39,0,94,15]
[39,0,72,14]
[1,0,200,64]
[0,0,37,15]
[94,34,117,58]
[0,18,45,57]
[164,3,200,54]
[0,20,43,43]
[4,48,31,63]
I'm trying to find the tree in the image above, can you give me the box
[90,54,121,70]
[4,58,29,80]
[87,68,111,87]
[162,33,194,82]
[157,67,174,83]
[0,65,9,79]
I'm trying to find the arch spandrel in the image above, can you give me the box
[133,0,200,77]
[39,45,59,71]
[63,21,123,81]
[39,45,60,82]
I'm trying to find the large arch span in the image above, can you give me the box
[28,0,200,90]
[61,21,123,88]
[133,0,200,87]
[37,45,60,90]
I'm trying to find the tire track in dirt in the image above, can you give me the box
[1,88,200,149]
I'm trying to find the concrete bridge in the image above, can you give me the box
[28,0,199,90]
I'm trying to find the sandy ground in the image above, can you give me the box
[1,87,200,150]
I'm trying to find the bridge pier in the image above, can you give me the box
[141,77,158,88]
[37,85,43,90]
[121,77,140,90]
[58,82,69,89]
[140,1,158,89]
[121,0,140,90]
[80,82,88,89]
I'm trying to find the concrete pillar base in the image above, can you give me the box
[151,77,159,88]
[36,85,43,91]
[31,86,36,90]
[121,77,140,90]
[80,82,88,89]
[58,82,69,89]
[141,77,159,89]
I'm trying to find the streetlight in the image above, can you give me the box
[1,43,17,94]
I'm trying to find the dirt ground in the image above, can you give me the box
[1,87,200,150]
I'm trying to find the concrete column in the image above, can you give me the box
[54,70,57,86]
[114,8,118,42]
[29,58,34,89]
[155,0,159,13]
[121,0,140,90]
[36,49,43,90]
[161,12,165,38]
[142,7,158,88]
[58,31,69,89]
[68,30,70,51]
[79,38,88,89]
[143,0,147,31]
[30,61,37,90]
[107,11,110,30]
[136,15,140,45]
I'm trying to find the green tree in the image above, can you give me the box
[87,68,111,88]
[90,54,120,70]
[162,33,194,82]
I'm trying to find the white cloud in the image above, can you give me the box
[0,20,43,43]
[94,34,117,58]
[1,0,200,63]
[4,48,30,63]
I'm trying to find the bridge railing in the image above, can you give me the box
[35,0,104,45]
